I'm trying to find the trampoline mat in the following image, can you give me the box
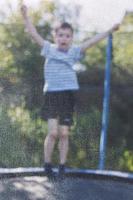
[0,176,133,200]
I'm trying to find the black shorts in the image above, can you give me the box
[43,90,76,126]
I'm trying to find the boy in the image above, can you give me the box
[21,4,119,179]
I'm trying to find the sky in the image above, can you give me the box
[0,0,133,31]
[59,0,133,31]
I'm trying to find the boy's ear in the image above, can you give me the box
[52,30,56,41]
[52,29,55,36]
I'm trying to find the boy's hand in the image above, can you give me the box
[110,24,120,32]
[21,5,28,17]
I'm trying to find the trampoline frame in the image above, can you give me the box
[0,167,133,184]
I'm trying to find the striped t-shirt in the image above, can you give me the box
[41,40,83,92]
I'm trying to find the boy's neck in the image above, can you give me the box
[57,47,69,53]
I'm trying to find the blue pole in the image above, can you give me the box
[99,34,113,170]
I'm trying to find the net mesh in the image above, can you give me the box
[0,31,133,172]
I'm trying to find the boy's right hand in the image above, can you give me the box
[21,5,28,17]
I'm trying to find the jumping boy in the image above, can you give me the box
[21,4,119,179]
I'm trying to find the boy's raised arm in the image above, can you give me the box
[80,24,120,53]
[21,5,44,47]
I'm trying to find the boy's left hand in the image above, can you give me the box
[111,24,120,32]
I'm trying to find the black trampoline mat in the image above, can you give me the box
[0,176,133,200]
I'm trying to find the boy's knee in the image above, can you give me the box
[60,127,69,139]
[48,130,58,139]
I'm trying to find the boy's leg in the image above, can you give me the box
[58,125,70,179]
[44,118,59,164]
[58,125,70,165]
[57,91,75,177]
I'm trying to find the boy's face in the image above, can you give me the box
[55,28,73,51]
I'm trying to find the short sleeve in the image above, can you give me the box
[73,46,84,62]
[40,40,51,57]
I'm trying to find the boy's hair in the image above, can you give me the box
[54,22,74,34]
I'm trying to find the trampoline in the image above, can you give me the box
[0,35,133,200]
[0,168,133,200]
